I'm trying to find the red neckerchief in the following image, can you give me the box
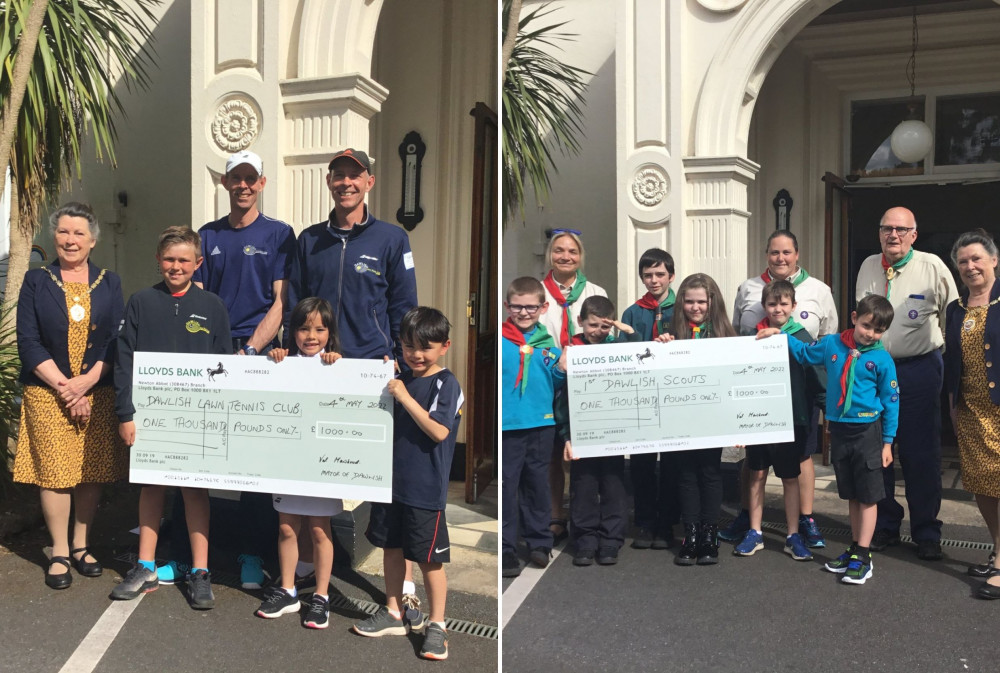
[837,329,883,412]
[542,271,586,346]
[635,291,667,338]
[502,320,556,394]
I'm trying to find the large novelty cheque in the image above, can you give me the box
[130,353,394,502]
[567,337,794,458]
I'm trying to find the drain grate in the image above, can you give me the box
[114,552,498,640]
[721,519,995,552]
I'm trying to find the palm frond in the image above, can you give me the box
[502,0,589,224]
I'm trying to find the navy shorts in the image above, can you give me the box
[366,501,451,564]
[829,420,885,504]
[746,426,808,479]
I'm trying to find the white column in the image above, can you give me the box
[681,156,760,299]
[277,75,388,230]
[615,0,684,313]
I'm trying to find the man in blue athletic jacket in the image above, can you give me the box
[289,148,418,362]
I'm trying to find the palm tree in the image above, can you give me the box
[0,0,158,310]
[502,0,589,224]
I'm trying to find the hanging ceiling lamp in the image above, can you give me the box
[889,5,933,163]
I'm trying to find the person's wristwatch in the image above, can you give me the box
[243,345,258,356]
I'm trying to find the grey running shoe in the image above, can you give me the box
[402,593,424,632]
[302,595,329,629]
[111,565,159,600]
[419,622,449,660]
[256,587,300,618]
[187,570,215,610]
[353,606,408,637]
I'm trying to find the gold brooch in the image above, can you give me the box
[885,267,896,281]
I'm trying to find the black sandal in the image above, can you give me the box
[70,547,103,578]
[45,556,73,590]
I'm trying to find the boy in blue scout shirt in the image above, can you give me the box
[502,277,567,578]
[758,294,898,585]
[557,296,630,566]
[620,248,679,550]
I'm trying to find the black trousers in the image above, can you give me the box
[629,451,680,534]
[570,455,627,551]
[675,448,723,526]
[502,427,554,555]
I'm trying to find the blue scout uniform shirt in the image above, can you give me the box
[194,213,296,339]
[502,327,565,431]
[784,333,899,443]
[392,368,464,510]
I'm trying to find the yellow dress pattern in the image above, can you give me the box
[13,281,126,488]
[956,304,1000,498]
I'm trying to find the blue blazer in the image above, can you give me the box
[17,261,124,388]
[944,278,1000,407]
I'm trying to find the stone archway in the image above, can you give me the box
[682,0,840,295]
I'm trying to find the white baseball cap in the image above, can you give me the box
[225,150,263,175]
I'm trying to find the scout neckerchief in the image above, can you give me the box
[570,332,615,346]
[689,321,711,339]
[760,267,810,287]
[837,328,884,413]
[635,288,676,338]
[880,249,913,300]
[543,270,588,346]
[755,315,806,335]
[502,320,556,395]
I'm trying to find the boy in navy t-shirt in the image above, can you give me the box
[352,307,463,661]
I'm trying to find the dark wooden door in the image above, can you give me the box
[464,102,498,503]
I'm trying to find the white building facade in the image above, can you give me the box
[43,0,497,495]
[504,0,1000,324]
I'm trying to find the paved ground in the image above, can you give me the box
[0,482,498,672]
[502,453,998,673]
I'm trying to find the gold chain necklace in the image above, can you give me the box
[45,267,107,322]
[957,292,1000,333]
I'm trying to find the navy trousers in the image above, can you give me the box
[876,350,943,542]
[503,427,555,555]
[570,455,627,552]
[629,451,680,535]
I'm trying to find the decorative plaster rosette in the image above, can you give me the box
[696,0,749,12]
[211,97,260,152]
[631,166,669,207]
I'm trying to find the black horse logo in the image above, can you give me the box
[636,348,654,364]
[207,362,228,381]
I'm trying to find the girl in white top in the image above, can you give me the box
[256,297,342,629]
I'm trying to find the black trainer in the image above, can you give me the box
[256,587,301,618]
[529,547,551,568]
[302,595,329,629]
[419,622,448,660]
[502,552,521,578]
[573,549,595,567]
[916,539,943,561]
[596,546,619,565]
[869,529,900,552]
[186,570,215,610]
[110,565,158,600]
[631,527,654,550]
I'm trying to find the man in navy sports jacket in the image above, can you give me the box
[289,148,418,363]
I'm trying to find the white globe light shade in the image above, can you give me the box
[890,119,933,163]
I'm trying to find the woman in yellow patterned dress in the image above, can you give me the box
[13,203,126,589]
[944,229,1000,600]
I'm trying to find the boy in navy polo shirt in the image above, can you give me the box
[352,307,463,661]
